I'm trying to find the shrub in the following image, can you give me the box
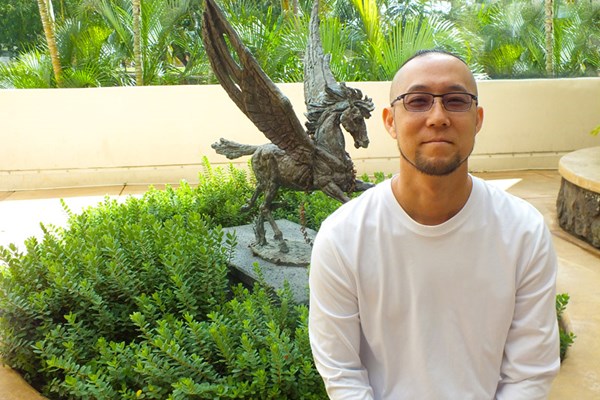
[556,293,576,361]
[0,161,325,399]
[141,157,256,227]
[31,275,324,399]
[0,199,233,395]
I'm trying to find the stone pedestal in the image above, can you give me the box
[223,219,316,304]
[557,147,600,249]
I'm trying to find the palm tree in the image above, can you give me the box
[4,0,598,87]
[553,0,600,76]
[88,0,196,85]
[470,0,599,78]
[132,0,143,85]
[36,0,63,86]
[345,0,466,80]
[545,0,554,76]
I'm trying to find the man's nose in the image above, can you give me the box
[427,98,450,125]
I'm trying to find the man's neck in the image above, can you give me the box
[391,165,473,226]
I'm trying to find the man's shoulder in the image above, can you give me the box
[474,176,545,225]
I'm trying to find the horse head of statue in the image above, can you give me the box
[306,83,375,152]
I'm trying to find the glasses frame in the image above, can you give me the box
[391,92,478,112]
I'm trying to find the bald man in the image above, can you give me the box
[309,50,560,399]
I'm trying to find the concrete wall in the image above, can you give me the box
[1,78,599,191]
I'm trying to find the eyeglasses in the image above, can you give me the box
[391,92,478,112]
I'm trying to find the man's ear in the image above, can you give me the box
[475,106,484,135]
[382,107,397,139]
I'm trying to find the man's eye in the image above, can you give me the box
[445,95,470,105]
[406,96,430,105]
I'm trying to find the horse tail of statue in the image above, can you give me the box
[211,138,258,160]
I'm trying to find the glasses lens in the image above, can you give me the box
[442,93,473,111]
[402,93,434,112]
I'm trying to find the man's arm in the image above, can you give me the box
[309,231,374,399]
[496,225,561,399]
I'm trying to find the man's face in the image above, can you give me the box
[383,54,484,176]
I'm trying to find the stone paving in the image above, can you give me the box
[0,170,599,399]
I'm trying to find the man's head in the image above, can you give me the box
[383,50,484,177]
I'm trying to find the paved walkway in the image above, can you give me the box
[0,170,599,399]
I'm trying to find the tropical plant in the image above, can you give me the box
[545,0,554,76]
[37,0,63,86]
[552,0,600,76]
[460,0,600,78]
[0,0,42,52]
[0,17,131,88]
[84,0,199,85]
[132,0,143,85]
[326,0,468,81]
[0,50,54,88]
[1,0,599,87]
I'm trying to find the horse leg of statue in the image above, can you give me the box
[266,211,288,253]
[354,179,375,192]
[320,181,351,204]
[242,181,263,213]
[254,210,267,246]
[261,180,289,253]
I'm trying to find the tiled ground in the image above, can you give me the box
[0,170,598,399]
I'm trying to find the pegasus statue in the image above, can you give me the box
[203,0,375,254]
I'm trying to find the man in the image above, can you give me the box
[308,50,560,399]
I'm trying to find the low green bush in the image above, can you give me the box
[0,161,325,399]
[556,293,576,361]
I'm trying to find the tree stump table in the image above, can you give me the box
[557,147,600,248]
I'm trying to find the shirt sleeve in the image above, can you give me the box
[308,227,375,400]
[496,224,561,399]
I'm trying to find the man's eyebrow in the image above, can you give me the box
[405,84,469,92]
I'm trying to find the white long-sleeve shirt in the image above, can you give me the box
[309,176,560,399]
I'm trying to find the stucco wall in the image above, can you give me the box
[1,78,599,191]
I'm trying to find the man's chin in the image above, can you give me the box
[414,155,463,176]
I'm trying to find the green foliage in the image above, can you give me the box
[461,0,600,78]
[591,125,600,136]
[0,160,327,399]
[0,0,41,52]
[0,49,54,88]
[556,293,575,361]
[2,0,597,86]
[27,279,325,399]
[132,158,255,227]
[0,200,232,393]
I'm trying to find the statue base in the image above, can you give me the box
[250,240,312,267]
[222,219,316,304]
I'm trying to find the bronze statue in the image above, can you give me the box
[202,0,374,254]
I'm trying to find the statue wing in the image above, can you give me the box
[304,0,341,112]
[201,0,314,162]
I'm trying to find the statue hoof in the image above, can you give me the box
[279,240,289,254]
[354,180,375,192]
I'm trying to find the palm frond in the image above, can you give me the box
[0,50,54,88]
